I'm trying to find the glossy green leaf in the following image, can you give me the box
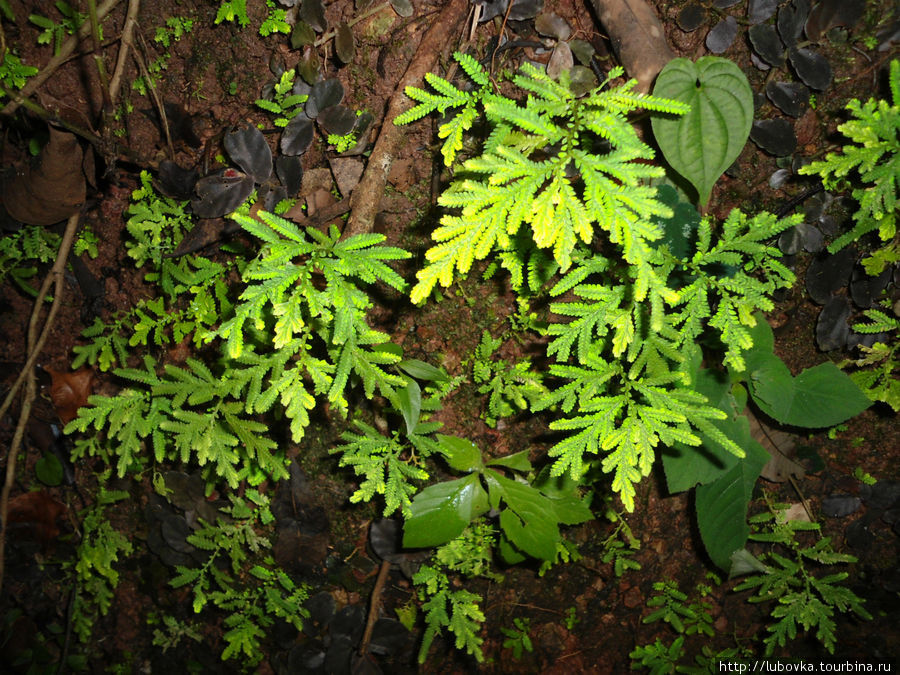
[486,470,560,560]
[397,378,421,436]
[398,359,449,382]
[486,450,531,473]
[695,439,769,572]
[739,319,872,427]
[652,57,754,206]
[437,435,483,472]
[403,475,488,548]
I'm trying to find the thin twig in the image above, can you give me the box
[0,0,123,117]
[132,30,174,160]
[108,0,140,104]
[85,0,113,120]
[359,559,391,656]
[0,212,82,595]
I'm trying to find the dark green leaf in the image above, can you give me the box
[486,450,532,473]
[403,475,488,548]
[437,435,482,473]
[397,378,422,435]
[36,453,64,486]
[695,440,769,572]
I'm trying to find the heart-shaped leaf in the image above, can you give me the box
[224,125,272,183]
[652,57,754,206]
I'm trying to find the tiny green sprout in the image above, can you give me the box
[228,81,238,96]
[827,423,848,440]
[500,618,533,659]
[74,225,100,258]
[809,93,817,109]
[862,36,878,50]
[562,606,579,630]
[328,131,358,153]
[853,466,877,485]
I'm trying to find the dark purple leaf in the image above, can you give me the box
[821,495,861,518]
[850,265,892,308]
[766,80,809,117]
[298,46,321,85]
[749,24,785,67]
[330,605,365,642]
[677,4,706,32]
[750,118,797,156]
[706,16,738,53]
[750,51,772,71]
[335,23,355,63]
[276,155,304,195]
[861,481,900,509]
[306,78,344,119]
[318,105,357,136]
[291,21,316,49]
[304,591,336,634]
[156,161,198,201]
[224,125,272,183]
[805,0,864,42]
[191,169,255,218]
[806,246,857,304]
[789,47,832,90]
[569,39,596,66]
[300,0,326,32]
[535,13,571,41]
[748,0,778,24]
[343,111,373,155]
[778,226,802,255]
[798,222,824,252]
[390,0,413,18]
[369,618,409,656]
[281,115,315,156]
[259,184,287,212]
[777,0,810,48]
[816,295,851,351]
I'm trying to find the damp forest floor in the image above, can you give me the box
[0,0,898,673]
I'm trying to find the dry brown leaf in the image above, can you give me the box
[46,367,94,424]
[7,491,67,548]
[2,127,86,226]
[746,407,806,482]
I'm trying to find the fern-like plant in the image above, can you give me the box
[734,500,871,655]
[798,59,899,265]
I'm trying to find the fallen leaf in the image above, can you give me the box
[2,127,86,226]
[46,367,94,424]
[7,491,67,548]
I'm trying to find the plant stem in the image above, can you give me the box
[0,212,82,594]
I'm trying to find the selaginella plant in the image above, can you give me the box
[394,52,873,659]
[798,58,899,268]
[396,52,800,513]
[734,499,872,655]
